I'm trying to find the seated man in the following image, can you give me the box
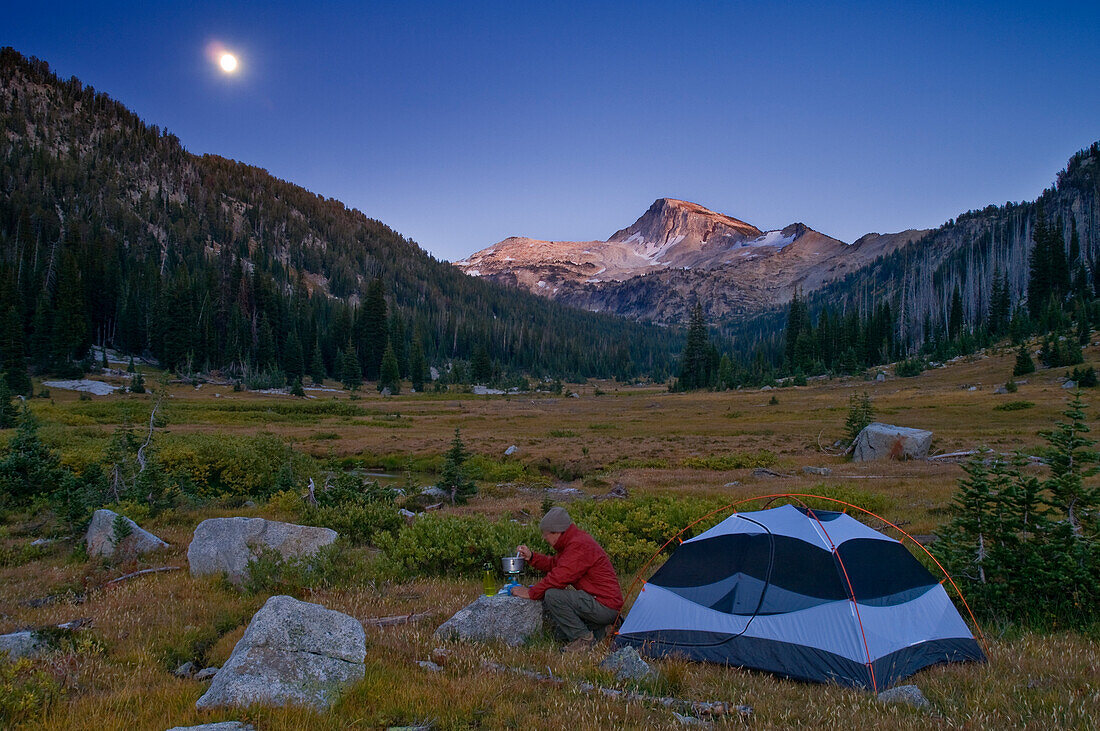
[511,507,624,651]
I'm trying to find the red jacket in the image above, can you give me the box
[528,524,624,611]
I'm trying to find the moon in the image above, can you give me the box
[219,53,238,73]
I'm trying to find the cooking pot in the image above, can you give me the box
[501,556,525,573]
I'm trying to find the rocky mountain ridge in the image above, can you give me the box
[456,198,925,323]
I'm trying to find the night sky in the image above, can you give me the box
[7,1,1100,260]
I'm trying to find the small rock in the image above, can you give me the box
[759,385,773,391]
[399,508,418,520]
[752,468,785,478]
[505,445,518,456]
[30,536,69,547]
[434,595,544,647]
[802,466,832,476]
[671,711,711,727]
[417,660,442,672]
[1015,379,1028,385]
[86,509,169,559]
[194,666,219,681]
[967,386,978,391]
[600,645,656,682]
[723,481,741,487]
[0,631,44,659]
[1063,380,1077,390]
[993,386,1008,395]
[165,723,255,731]
[173,661,198,678]
[419,486,450,500]
[877,684,931,709]
[381,387,392,396]
[242,500,256,508]
[876,372,886,382]
[569,392,580,398]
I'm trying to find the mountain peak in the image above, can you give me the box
[607,198,763,263]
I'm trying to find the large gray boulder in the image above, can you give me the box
[0,631,44,659]
[195,595,365,710]
[852,423,933,462]
[187,518,337,585]
[434,594,544,647]
[86,508,169,559]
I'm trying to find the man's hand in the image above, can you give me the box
[516,544,533,560]
[510,585,531,599]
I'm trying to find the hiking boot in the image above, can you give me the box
[562,632,596,653]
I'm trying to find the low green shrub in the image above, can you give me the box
[244,544,375,595]
[377,514,538,578]
[894,359,925,377]
[994,400,1035,412]
[0,658,63,725]
[569,496,729,574]
[305,501,402,545]
[681,450,777,470]
[157,433,314,498]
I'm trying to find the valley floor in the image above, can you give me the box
[2,344,1099,729]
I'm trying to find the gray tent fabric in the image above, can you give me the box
[614,504,985,690]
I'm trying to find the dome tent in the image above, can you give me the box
[613,502,985,690]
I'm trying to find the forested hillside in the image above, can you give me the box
[794,143,1100,361]
[0,48,677,391]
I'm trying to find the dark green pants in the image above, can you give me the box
[543,587,619,642]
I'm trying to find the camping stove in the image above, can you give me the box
[497,555,525,595]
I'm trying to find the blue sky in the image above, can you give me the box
[7,1,1100,260]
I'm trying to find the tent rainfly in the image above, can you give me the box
[613,504,985,690]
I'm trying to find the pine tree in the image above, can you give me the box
[678,303,710,390]
[409,339,427,392]
[438,427,476,504]
[471,343,492,384]
[379,341,400,394]
[1042,391,1099,537]
[340,344,362,391]
[844,392,875,446]
[948,285,964,340]
[1013,345,1035,376]
[358,278,387,380]
[0,377,18,429]
[1,307,30,394]
[283,330,304,381]
[309,339,326,384]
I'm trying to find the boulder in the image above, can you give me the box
[852,423,933,462]
[1063,380,1077,390]
[875,372,886,382]
[434,595,544,647]
[877,684,931,709]
[0,631,44,659]
[166,724,255,731]
[187,518,337,585]
[196,595,365,710]
[505,445,518,456]
[600,645,656,682]
[86,508,169,559]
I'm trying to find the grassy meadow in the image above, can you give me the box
[2,344,1099,729]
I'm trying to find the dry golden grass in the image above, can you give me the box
[3,345,1100,728]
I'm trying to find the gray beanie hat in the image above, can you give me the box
[539,506,572,533]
